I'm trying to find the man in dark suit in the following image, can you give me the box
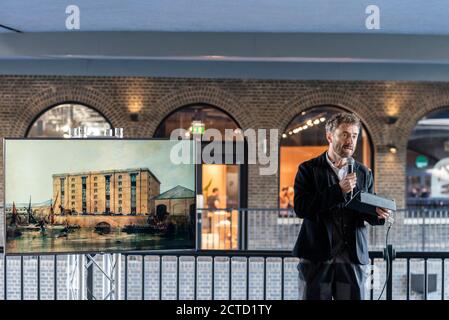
[293,112,390,300]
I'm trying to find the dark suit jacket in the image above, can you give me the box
[292,152,384,265]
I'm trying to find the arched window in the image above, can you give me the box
[280,105,373,208]
[406,108,449,207]
[154,104,242,140]
[27,103,111,138]
[155,104,245,250]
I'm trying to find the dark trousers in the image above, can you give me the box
[297,259,368,300]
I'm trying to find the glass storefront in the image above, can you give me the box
[407,108,449,207]
[280,106,373,208]
[155,104,245,249]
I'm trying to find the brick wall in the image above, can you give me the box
[1,75,449,299]
[2,76,449,211]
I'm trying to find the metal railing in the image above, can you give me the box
[1,249,448,300]
[381,248,449,300]
[1,207,449,300]
[199,207,449,251]
[369,208,449,251]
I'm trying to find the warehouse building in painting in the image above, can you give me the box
[153,185,195,217]
[52,168,161,215]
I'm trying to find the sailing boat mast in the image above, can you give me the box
[50,192,59,225]
[28,195,37,224]
[10,201,18,226]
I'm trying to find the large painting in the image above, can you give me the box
[4,139,196,254]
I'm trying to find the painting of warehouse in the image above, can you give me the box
[52,168,161,215]
[153,185,195,216]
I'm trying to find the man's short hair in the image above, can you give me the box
[325,113,361,134]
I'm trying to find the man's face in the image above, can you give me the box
[326,123,359,158]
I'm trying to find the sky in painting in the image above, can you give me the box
[5,139,195,204]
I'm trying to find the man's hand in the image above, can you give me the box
[339,173,357,194]
[376,207,390,220]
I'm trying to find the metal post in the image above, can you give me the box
[86,255,94,300]
[102,254,110,299]
[67,254,77,300]
[386,244,394,300]
[197,210,202,250]
[99,253,122,300]
[66,127,124,300]
[244,209,249,251]
[124,254,128,300]
[78,254,86,300]
[85,259,93,299]
[422,209,426,251]
[238,209,243,250]
[424,259,428,300]
[20,256,24,300]
[37,256,41,300]
[114,253,122,300]
[54,255,58,300]
[67,254,86,300]
[3,255,6,300]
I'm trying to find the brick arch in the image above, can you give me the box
[14,86,123,137]
[142,86,252,137]
[397,92,449,147]
[275,89,382,145]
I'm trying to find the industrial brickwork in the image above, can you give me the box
[52,168,160,215]
[1,76,449,210]
[1,75,449,299]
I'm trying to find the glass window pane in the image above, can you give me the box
[154,105,242,140]
[280,106,373,208]
[407,108,449,207]
[155,105,242,250]
[27,103,111,138]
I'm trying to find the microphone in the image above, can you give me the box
[347,157,355,199]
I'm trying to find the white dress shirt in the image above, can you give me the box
[325,152,348,181]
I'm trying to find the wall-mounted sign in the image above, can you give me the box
[416,155,429,169]
[191,121,205,135]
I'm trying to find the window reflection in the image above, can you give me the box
[154,105,242,140]
[407,108,449,207]
[27,104,111,138]
[155,105,242,249]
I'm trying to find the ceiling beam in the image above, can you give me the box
[1,32,449,64]
[2,59,449,81]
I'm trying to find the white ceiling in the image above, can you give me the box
[1,1,449,80]
[1,0,449,34]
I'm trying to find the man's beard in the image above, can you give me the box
[334,143,355,158]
